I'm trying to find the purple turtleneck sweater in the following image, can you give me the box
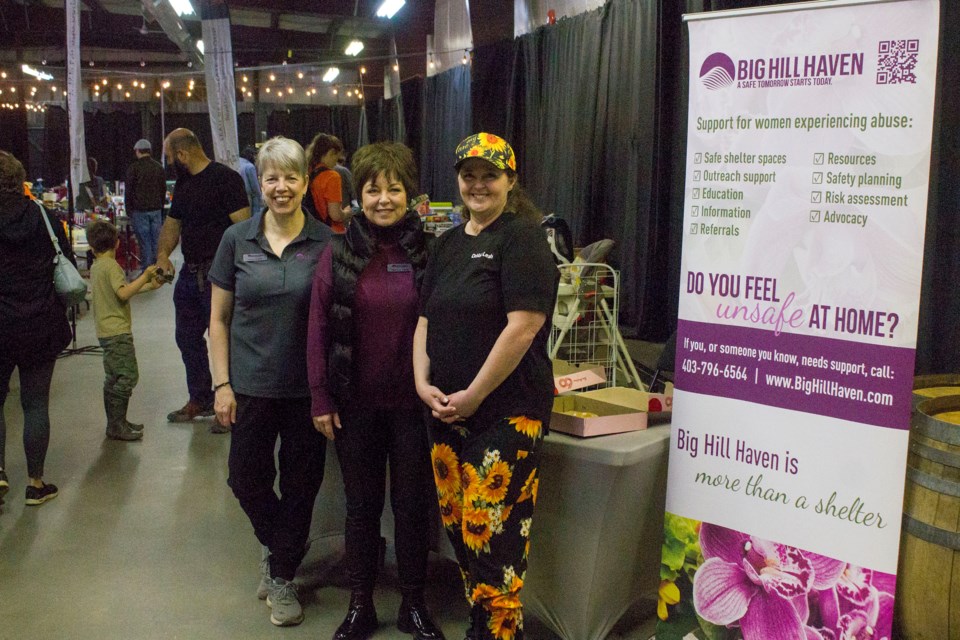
[307,241,419,417]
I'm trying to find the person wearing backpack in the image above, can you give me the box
[305,133,352,233]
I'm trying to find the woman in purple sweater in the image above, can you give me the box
[307,142,444,640]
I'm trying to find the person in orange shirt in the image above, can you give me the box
[305,133,352,233]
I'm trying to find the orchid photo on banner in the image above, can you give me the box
[657,515,895,640]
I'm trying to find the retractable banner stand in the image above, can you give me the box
[658,1,939,639]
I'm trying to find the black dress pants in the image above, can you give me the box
[228,394,327,581]
[336,400,433,595]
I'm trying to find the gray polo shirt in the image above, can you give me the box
[208,214,332,398]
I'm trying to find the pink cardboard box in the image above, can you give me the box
[551,386,673,437]
[553,360,607,394]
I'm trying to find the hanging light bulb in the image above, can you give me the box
[269,73,276,82]
[297,71,304,79]
[242,75,248,83]
[360,66,366,75]
[462,50,469,65]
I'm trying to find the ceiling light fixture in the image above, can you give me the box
[345,40,364,56]
[376,0,405,19]
[168,0,195,17]
[323,67,339,83]
[196,40,204,55]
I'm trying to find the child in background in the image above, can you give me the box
[86,220,166,441]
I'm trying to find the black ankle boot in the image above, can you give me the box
[333,591,378,640]
[397,596,446,640]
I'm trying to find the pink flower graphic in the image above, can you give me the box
[693,523,814,640]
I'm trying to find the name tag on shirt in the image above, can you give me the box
[387,263,413,273]
[243,253,268,263]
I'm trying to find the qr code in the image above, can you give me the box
[877,39,919,84]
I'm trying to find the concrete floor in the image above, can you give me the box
[0,251,658,640]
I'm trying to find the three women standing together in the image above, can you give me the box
[213,132,556,640]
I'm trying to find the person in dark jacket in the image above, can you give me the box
[0,150,73,507]
[307,142,444,640]
[124,139,167,270]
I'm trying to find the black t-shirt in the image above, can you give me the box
[169,161,248,264]
[420,212,559,426]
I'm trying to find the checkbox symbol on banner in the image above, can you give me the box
[693,188,701,199]
[814,153,825,165]
[811,191,822,203]
[693,171,701,181]
[690,223,699,235]
[813,172,823,184]
[694,153,702,164]
[810,210,821,222]
[691,206,700,217]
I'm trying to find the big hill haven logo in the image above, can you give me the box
[700,50,866,90]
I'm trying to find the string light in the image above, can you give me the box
[359,66,366,75]
[0,71,6,79]
[297,71,304,79]
[242,75,248,83]
[462,50,469,65]
[269,73,276,82]
[393,63,399,72]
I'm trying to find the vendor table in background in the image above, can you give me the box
[525,424,671,640]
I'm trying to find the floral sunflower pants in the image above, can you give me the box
[428,415,545,640]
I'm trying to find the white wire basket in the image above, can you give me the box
[548,262,644,391]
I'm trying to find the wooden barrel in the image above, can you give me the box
[896,395,960,639]
[912,374,960,409]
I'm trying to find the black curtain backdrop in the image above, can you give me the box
[0,109,29,167]
[917,0,960,374]
[42,107,70,186]
[84,109,142,182]
[402,77,424,179]
[504,0,662,338]
[472,40,515,136]
[421,65,472,203]
[266,106,363,155]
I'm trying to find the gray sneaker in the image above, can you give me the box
[266,577,303,626]
[257,545,270,600]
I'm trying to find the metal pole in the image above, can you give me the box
[160,86,166,163]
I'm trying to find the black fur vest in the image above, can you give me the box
[327,209,427,404]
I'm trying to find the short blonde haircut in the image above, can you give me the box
[256,136,307,179]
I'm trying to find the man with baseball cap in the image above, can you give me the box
[124,139,166,271]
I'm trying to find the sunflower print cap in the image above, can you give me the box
[454,132,517,172]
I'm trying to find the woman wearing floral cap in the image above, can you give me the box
[413,133,558,640]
